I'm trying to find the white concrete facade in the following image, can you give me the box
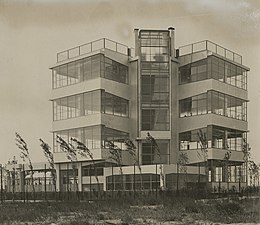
[50,30,249,192]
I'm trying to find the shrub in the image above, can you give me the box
[215,202,243,216]
[121,212,133,224]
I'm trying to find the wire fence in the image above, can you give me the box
[1,186,259,203]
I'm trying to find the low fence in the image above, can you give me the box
[1,186,259,203]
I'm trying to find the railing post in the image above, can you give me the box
[90,165,92,200]
[133,164,135,199]
[0,164,2,204]
[44,164,47,201]
[23,164,25,203]
[112,165,114,199]
[177,163,179,195]
[13,167,15,202]
[156,163,158,199]
[67,163,69,201]
[198,163,201,197]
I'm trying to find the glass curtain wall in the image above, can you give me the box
[214,164,246,183]
[179,56,247,90]
[53,125,129,152]
[52,54,128,89]
[106,174,160,191]
[101,92,129,117]
[179,126,246,151]
[179,91,247,121]
[82,162,107,176]
[53,90,129,121]
[102,126,129,149]
[140,31,170,131]
[142,140,170,165]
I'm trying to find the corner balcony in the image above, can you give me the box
[56,38,134,63]
[182,148,245,165]
[178,114,248,134]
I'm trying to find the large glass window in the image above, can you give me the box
[54,125,101,152]
[179,56,248,90]
[179,126,246,151]
[213,164,246,183]
[179,91,247,121]
[141,76,169,105]
[54,126,129,152]
[179,127,207,151]
[102,57,128,84]
[142,140,169,165]
[101,92,129,117]
[53,90,128,121]
[52,54,128,89]
[102,127,129,150]
[52,64,68,89]
[53,91,100,121]
[140,31,170,131]
[179,94,207,117]
[106,174,160,191]
[82,163,105,177]
[140,31,169,62]
[141,108,169,130]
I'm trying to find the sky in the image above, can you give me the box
[0,0,260,164]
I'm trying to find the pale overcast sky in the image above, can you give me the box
[0,0,260,164]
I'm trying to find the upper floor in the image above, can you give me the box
[178,40,249,90]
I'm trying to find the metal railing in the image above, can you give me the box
[178,40,242,64]
[57,38,134,63]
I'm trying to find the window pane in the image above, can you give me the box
[84,92,92,115]
[60,98,68,120]
[92,91,101,114]
[67,95,76,118]
[83,57,91,80]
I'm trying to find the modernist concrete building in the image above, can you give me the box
[50,28,249,192]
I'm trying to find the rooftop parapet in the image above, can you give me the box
[57,38,134,63]
[178,40,242,65]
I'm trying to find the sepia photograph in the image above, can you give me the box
[0,0,260,224]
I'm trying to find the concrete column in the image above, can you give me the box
[222,164,229,182]
[18,169,23,192]
[210,161,216,182]
[134,28,139,57]
[138,141,142,165]
[223,130,228,149]
[170,60,179,164]
[168,27,175,58]
[78,162,82,191]
[55,164,61,192]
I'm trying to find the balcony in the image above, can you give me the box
[178,40,242,65]
[183,148,245,165]
[57,38,134,63]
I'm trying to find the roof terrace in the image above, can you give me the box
[57,38,134,63]
[178,40,242,64]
